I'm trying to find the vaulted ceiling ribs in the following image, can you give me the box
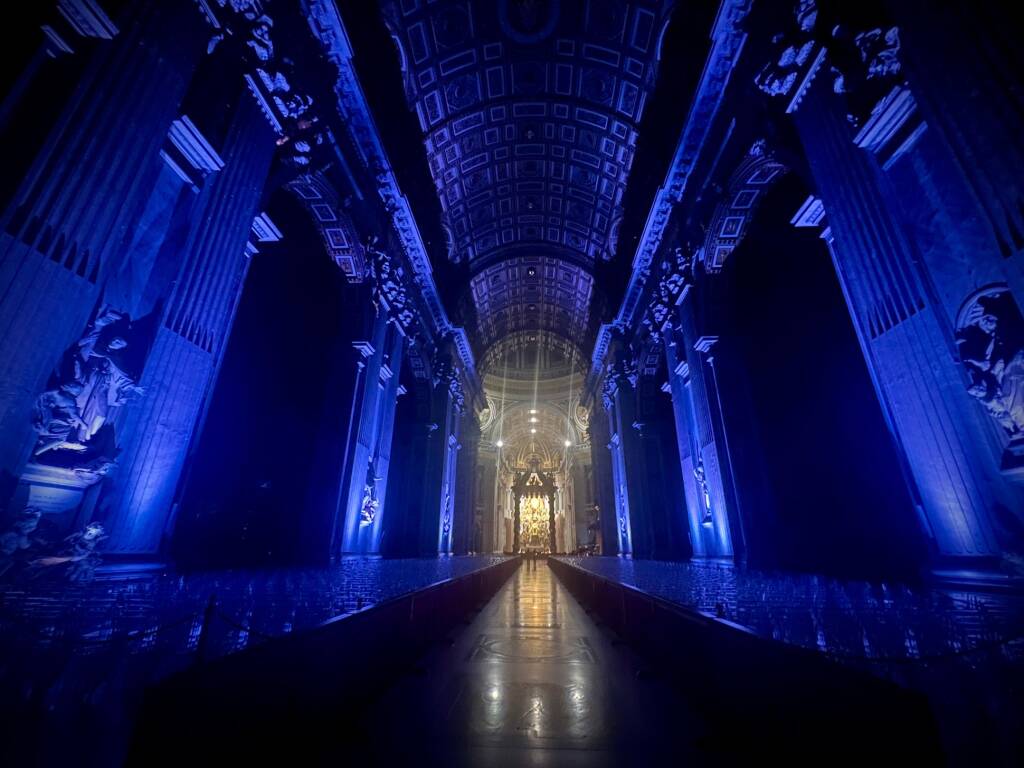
[381,0,674,351]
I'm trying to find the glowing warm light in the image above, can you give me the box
[564,439,572,447]
[496,440,504,448]
[530,428,537,434]
[529,417,538,423]
[519,494,550,551]
[529,409,537,414]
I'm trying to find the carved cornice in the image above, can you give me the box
[433,353,466,415]
[286,172,366,279]
[161,115,224,192]
[756,2,909,129]
[367,237,415,332]
[585,0,753,409]
[852,85,925,170]
[607,0,752,358]
[301,0,480,398]
[44,0,118,56]
[703,141,787,272]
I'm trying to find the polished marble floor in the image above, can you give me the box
[355,559,710,766]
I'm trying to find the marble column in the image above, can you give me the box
[664,324,730,559]
[627,369,690,561]
[476,450,497,552]
[0,2,204,492]
[339,316,406,554]
[435,387,462,555]
[666,290,752,560]
[96,93,276,555]
[792,71,1010,563]
[381,379,434,557]
[452,411,480,554]
[302,296,370,562]
[887,0,1024,270]
[603,367,636,557]
[588,396,618,556]
[410,357,462,555]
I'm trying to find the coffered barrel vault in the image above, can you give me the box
[382,0,674,350]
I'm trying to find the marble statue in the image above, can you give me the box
[31,307,143,463]
[74,336,143,443]
[360,458,383,525]
[32,522,107,581]
[73,316,144,444]
[32,381,88,455]
[957,289,1024,437]
[0,507,43,578]
[694,462,713,524]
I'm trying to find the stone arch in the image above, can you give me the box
[703,142,787,272]
[285,172,366,281]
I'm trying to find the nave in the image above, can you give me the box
[355,560,706,766]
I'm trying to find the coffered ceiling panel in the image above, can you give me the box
[381,0,673,350]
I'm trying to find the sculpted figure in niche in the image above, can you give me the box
[31,307,144,465]
[74,309,144,444]
[957,288,1024,436]
[360,458,382,525]
[0,507,43,578]
[694,462,714,524]
[32,522,107,581]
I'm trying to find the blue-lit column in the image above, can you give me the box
[602,364,635,557]
[475,448,497,552]
[671,289,746,560]
[0,2,204,489]
[435,377,463,555]
[790,68,1011,564]
[452,411,480,554]
[340,315,406,554]
[381,378,435,557]
[96,93,276,555]
[663,324,734,560]
[587,396,618,556]
[887,0,1024,270]
[631,415,689,560]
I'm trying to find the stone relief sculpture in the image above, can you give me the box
[956,287,1024,437]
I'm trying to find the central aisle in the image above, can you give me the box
[357,559,708,767]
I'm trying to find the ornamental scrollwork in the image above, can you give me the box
[367,237,416,331]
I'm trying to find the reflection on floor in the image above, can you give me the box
[357,559,709,766]
[0,555,510,766]
[555,555,1024,763]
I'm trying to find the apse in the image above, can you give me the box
[478,330,593,553]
